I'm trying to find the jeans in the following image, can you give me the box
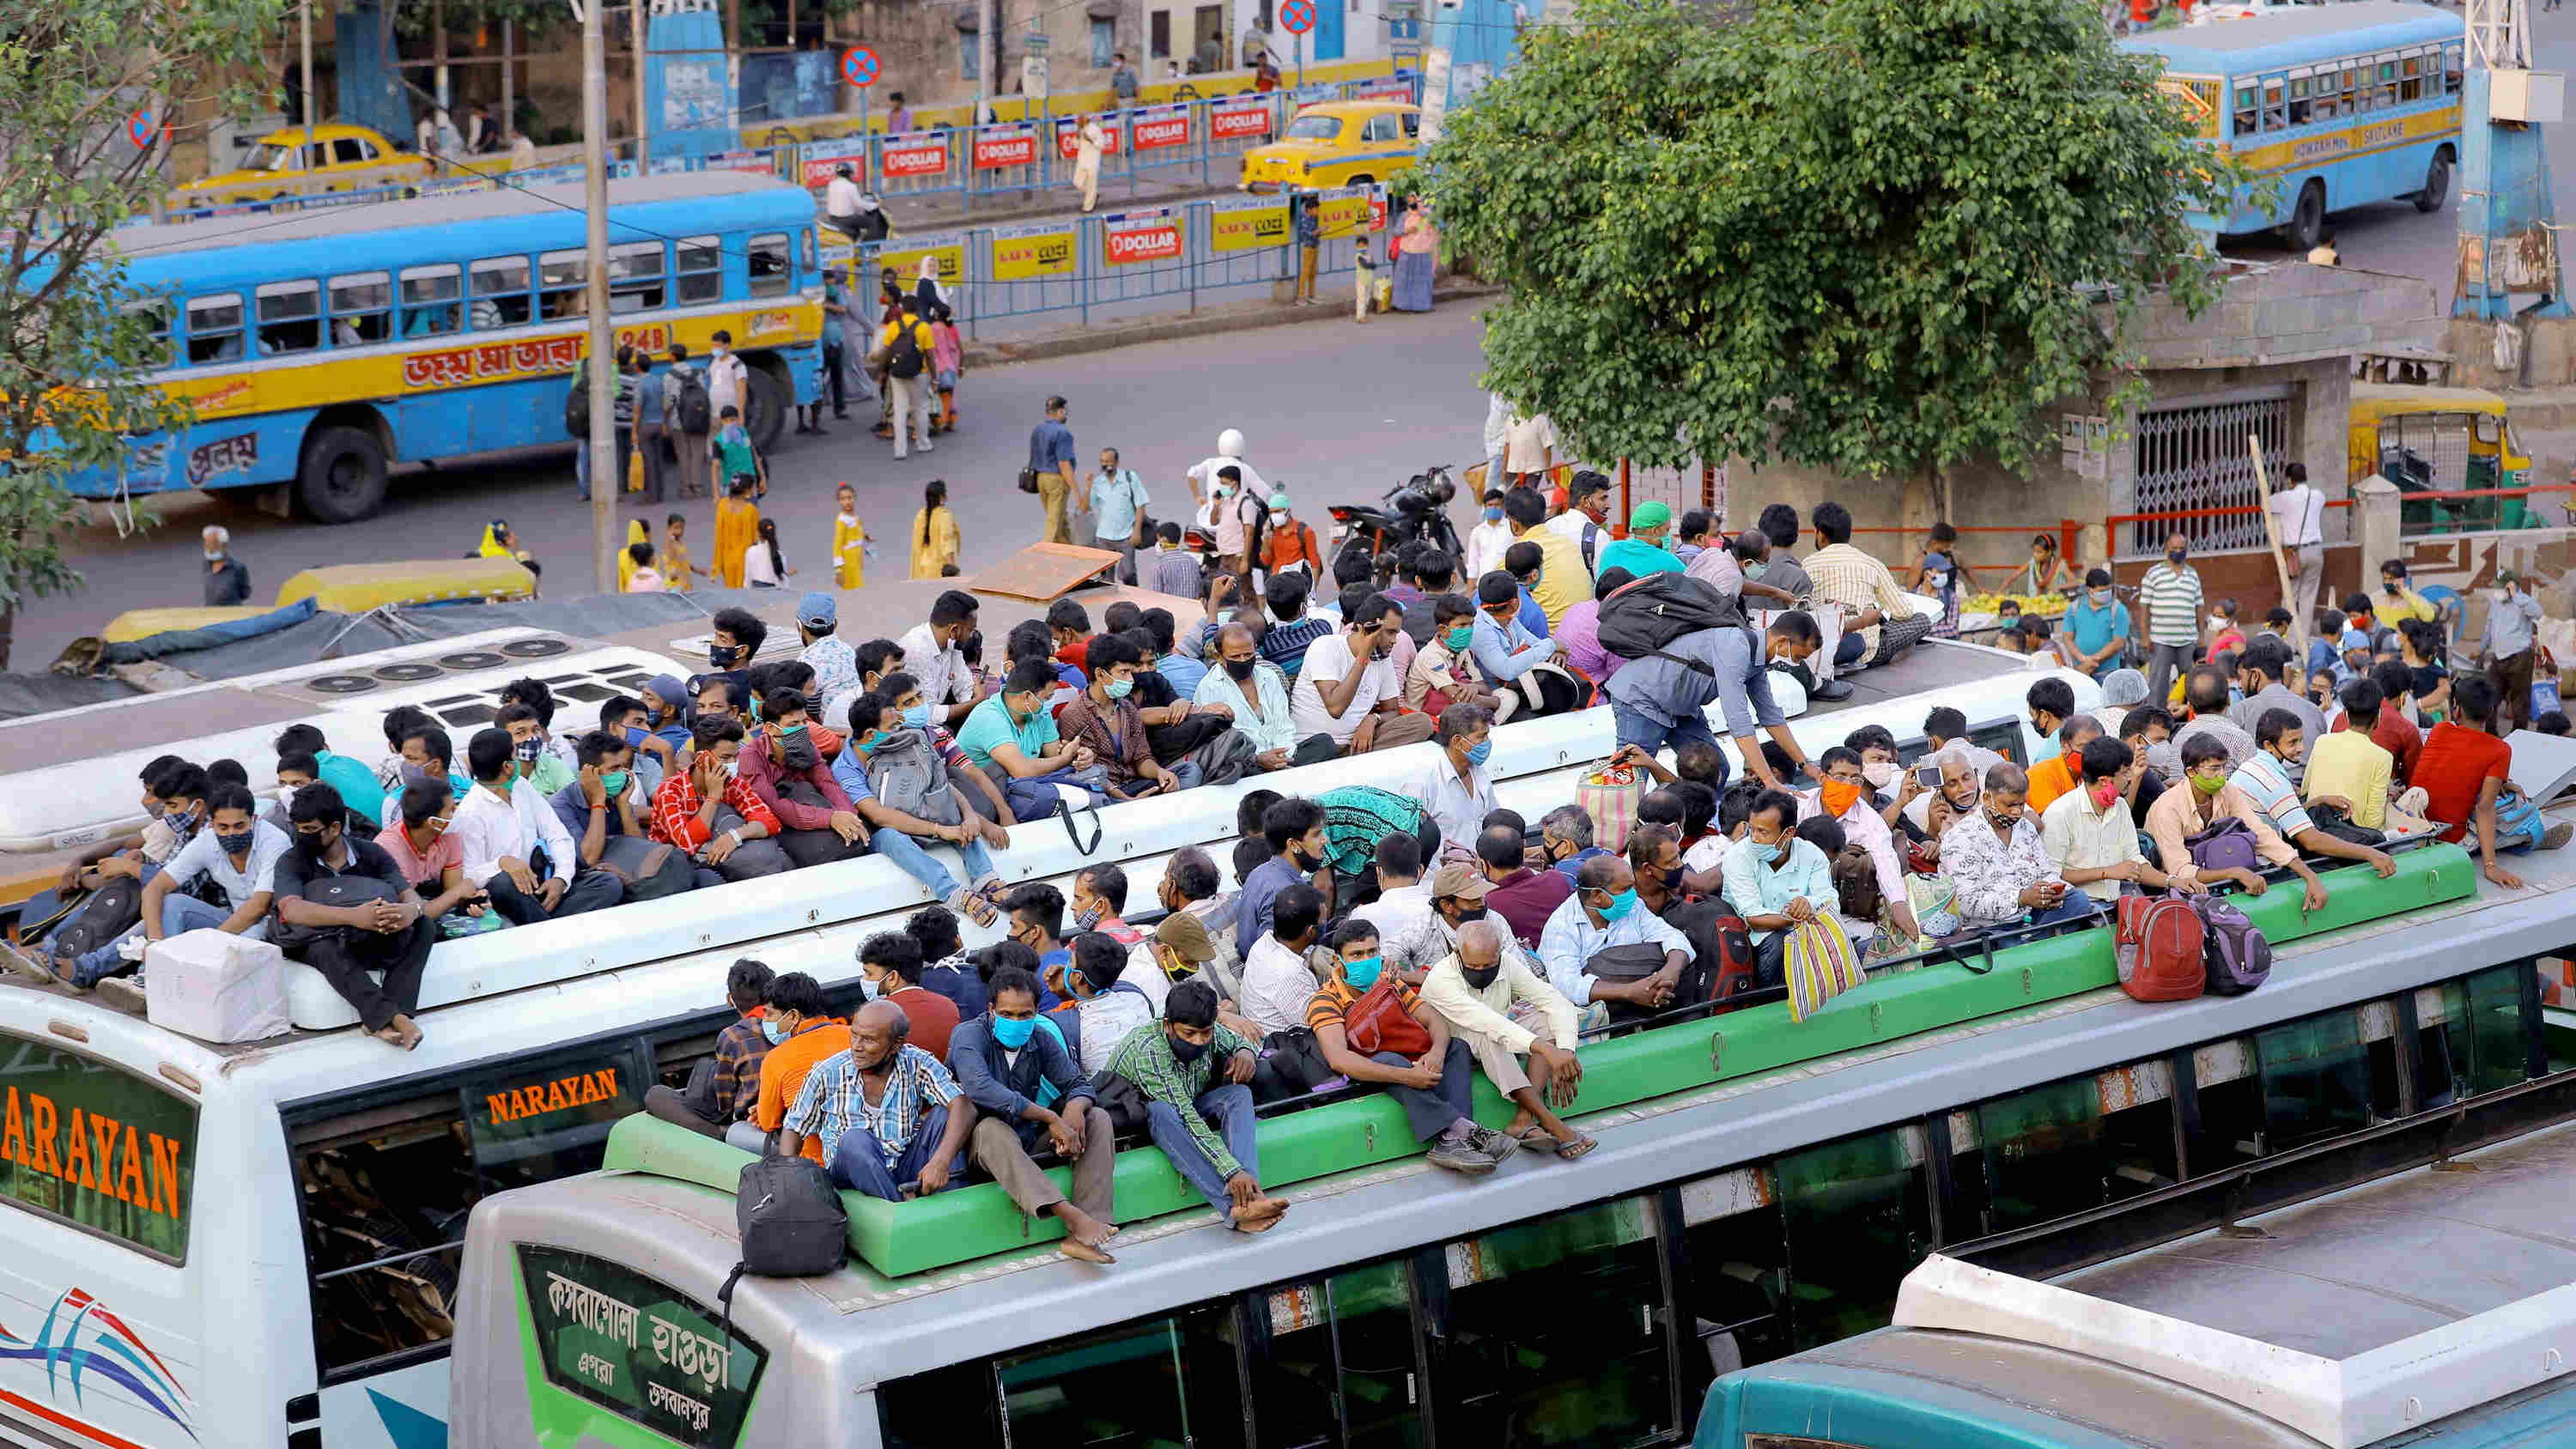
[483,862,623,925]
[2021,894,2105,937]
[1146,1084,1261,1222]
[872,827,998,900]
[1611,700,1722,761]
[2144,642,2193,711]
[1109,759,1203,800]
[1366,1040,1475,1142]
[825,1103,965,1203]
[1752,931,1790,990]
[70,893,234,988]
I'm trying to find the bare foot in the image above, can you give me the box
[1057,1238,1117,1264]
[1236,1209,1285,1234]
[1055,1204,1117,1248]
[1230,1195,1288,1230]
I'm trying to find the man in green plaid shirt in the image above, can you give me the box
[1105,979,1289,1232]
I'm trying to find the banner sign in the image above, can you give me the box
[1054,118,1124,159]
[800,136,868,190]
[1209,193,1289,252]
[878,230,968,288]
[1314,183,1382,240]
[1103,209,1182,266]
[1210,101,1273,140]
[1129,105,1192,151]
[974,123,1039,170]
[879,130,951,178]
[706,149,779,177]
[991,221,1078,280]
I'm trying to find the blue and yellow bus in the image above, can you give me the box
[86,173,823,522]
[2121,2,2464,250]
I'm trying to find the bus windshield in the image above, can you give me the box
[0,1032,197,1262]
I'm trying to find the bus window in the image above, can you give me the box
[330,271,392,347]
[1975,1075,2160,1234]
[2351,65,2374,112]
[2401,53,2424,102]
[1778,1127,1930,1351]
[1250,1260,1424,1445]
[471,256,532,330]
[676,235,722,303]
[747,232,791,297]
[400,263,462,337]
[2446,45,2464,94]
[2287,75,2312,126]
[0,1032,198,1264]
[256,280,322,355]
[187,292,244,363]
[125,299,173,367]
[2233,85,2257,137]
[1436,1196,1679,1442]
[607,239,665,313]
[1680,1170,1793,1371]
[540,249,588,319]
[515,1245,766,1445]
[2255,1010,2374,1153]
[2377,58,2401,109]
[800,227,817,276]
[2261,79,2287,131]
[987,1307,1237,1446]
[2335,68,2357,118]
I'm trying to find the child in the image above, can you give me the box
[930,303,963,434]
[2205,597,2245,661]
[1916,522,1962,640]
[713,404,764,501]
[1996,597,2022,634]
[624,540,667,592]
[713,474,761,589]
[2399,617,2450,722]
[1354,236,1377,324]
[661,512,703,592]
[832,481,868,590]
[744,515,793,589]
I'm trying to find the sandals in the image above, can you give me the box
[949,888,998,929]
[1508,1124,1597,1160]
[1553,1134,1597,1161]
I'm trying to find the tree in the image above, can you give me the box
[0,0,283,669]
[1429,0,2244,512]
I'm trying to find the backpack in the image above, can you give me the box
[1595,573,1747,667]
[563,365,590,439]
[1830,844,1882,925]
[676,366,713,434]
[864,729,963,827]
[2114,894,2206,1003]
[733,1154,848,1276]
[2184,816,2260,876]
[888,322,926,379]
[50,875,144,961]
[1579,522,1601,574]
[2190,894,2271,994]
[1667,899,1757,1012]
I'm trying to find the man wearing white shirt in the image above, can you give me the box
[2269,462,2327,647]
[1535,855,1688,1017]
[1288,596,1436,755]
[1352,835,1442,979]
[823,163,867,240]
[67,782,289,1005]
[1236,882,1326,1039]
[451,728,623,925]
[705,331,750,426]
[901,591,984,728]
[1545,470,1615,575]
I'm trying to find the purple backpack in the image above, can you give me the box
[2190,894,2271,995]
[2185,817,2260,876]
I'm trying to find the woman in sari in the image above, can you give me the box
[1390,197,1439,313]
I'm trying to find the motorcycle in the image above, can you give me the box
[1328,465,1463,573]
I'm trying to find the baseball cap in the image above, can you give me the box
[1431,861,1490,901]
[797,591,837,629]
[1156,912,1216,965]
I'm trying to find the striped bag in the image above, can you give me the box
[1784,912,1865,1023]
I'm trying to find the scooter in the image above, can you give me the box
[1328,465,1463,571]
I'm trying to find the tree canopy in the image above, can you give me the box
[1429,0,2239,491]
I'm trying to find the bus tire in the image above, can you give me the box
[2286,179,2326,252]
[2415,149,2453,213]
[297,425,390,524]
[741,364,787,454]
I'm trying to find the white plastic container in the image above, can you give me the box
[144,929,293,1043]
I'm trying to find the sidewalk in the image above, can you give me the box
[957,274,1500,369]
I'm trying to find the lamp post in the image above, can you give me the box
[580,0,618,592]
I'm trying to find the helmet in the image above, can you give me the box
[1431,475,1457,506]
[1217,428,1246,458]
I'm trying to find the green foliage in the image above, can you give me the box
[0,0,283,664]
[1428,0,2246,482]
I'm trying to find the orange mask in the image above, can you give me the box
[1819,779,1865,818]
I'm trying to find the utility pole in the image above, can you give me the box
[631,0,651,170]
[977,0,996,124]
[300,0,316,152]
[2456,0,2568,320]
[582,0,619,593]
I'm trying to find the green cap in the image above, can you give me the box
[1629,500,1673,531]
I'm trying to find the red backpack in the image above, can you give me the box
[2115,894,2206,1003]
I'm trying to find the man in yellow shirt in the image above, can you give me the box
[2374,559,2439,627]
[1503,488,1592,627]
[2305,676,2395,830]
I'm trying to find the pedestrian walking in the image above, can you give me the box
[1291,190,1321,306]
[913,256,951,319]
[1354,235,1377,324]
[832,482,870,590]
[817,271,852,423]
[705,331,750,446]
[744,516,795,589]
[201,525,251,606]
[1074,115,1107,214]
[1027,396,1078,545]
[881,297,938,460]
[664,343,711,499]
[631,355,669,500]
[1088,447,1151,585]
[886,92,913,134]
[912,478,961,579]
[714,476,761,590]
[930,303,963,434]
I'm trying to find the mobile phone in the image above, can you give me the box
[1916,762,1941,788]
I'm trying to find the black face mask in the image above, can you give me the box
[709,641,744,669]
[296,828,337,861]
[1224,657,1257,682]
[778,732,820,772]
[1460,964,1502,991]
[1290,844,1320,870]
[1167,1032,1207,1064]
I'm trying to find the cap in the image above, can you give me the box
[797,591,837,629]
[1431,861,1490,900]
[1629,500,1672,531]
[1155,912,1216,963]
[1269,492,1293,510]
[2497,567,2522,584]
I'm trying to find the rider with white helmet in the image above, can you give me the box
[1186,427,1266,507]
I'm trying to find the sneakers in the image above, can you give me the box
[95,976,147,1015]
[2546,822,2573,851]
[1426,1135,1499,1175]
[1463,1124,1519,1165]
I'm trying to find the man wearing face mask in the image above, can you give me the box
[948,964,1122,1264]
[702,607,766,695]
[859,931,960,1059]
[1288,593,1438,755]
[374,779,483,931]
[643,959,775,1140]
[741,972,850,1157]
[1422,918,1592,1159]
[832,692,1007,925]
[2054,569,2132,682]
[1060,633,1194,798]
[497,704,575,797]
[1935,762,2099,936]
[1465,487,1516,580]
[271,784,434,1050]
[1800,749,1919,943]
[2040,737,2199,906]
[545,731,686,899]
[78,783,287,1007]
[1308,919,1516,1175]
[737,688,872,869]
[1196,621,1315,772]
[647,718,789,885]
[1719,791,1838,983]
[1537,855,1690,1021]
[1605,612,1823,789]
[1108,979,1287,1233]
[2137,532,2205,706]
[957,659,1109,821]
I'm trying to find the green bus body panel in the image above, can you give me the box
[602,847,2476,1278]
[1695,1367,2159,1449]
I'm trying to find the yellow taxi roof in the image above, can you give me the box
[1292,100,1420,118]
[248,122,404,146]
[2350,381,2510,414]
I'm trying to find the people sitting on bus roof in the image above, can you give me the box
[1424,918,1594,1161]
[642,957,775,1141]
[267,749,319,835]
[271,783,434,1051]
[1478,822,1566,950]
[2024,716,2100,817]
[948,962,1122,1264]
[832,690,1006,927]
[902,903,986,1020]
[1196,621,1310,773]
[79,782,286,1011]
[1104,979,1286,1234]
[2144,733,2318,906]
[495,703,575,797]
[384,720,467,826]
[451,726,623,927]
[1234,795,1328,956]
[861,931,959,1061]
[2306,680,2419,835]
[1239,881,1326,1044]
[1157,847,1243,992]
[2172,665,2257,782]
[498,677,581,779]
[2416,676,2575,891]
[2235,710,2400,880]
[2227,644,2326,785]
[1306,918,1516,1177]
[1290,592,1437,759]
[1537,853,1687,1026]
[273,722,385,832]
[374,779,483,931]
[1933,762,2103,940]
[596,694,669,800]
[641,674,694,755]
[781,997,975,1203]
[742,971,849,1158]
[648,717,790,886]
[1351,834,1442,982]
[3,756,191,981]
[898,590,984,731]
[1717,792,1838,981]
[736,688,870,870]
[864,668,1016,828]
[1142,609,1206,700]
[958,659,1110,821]
[2039,738,2199,910]
[551,729,692,899]
[1061,633,1199,799]
[2117,707,2177,823]
[797,592,860,707]
[1048,931,1156,1073]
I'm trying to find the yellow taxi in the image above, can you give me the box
[1237,100,1422,193]
[177,124,432,208]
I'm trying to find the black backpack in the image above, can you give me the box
[888,322,926,379]
[676,367,713,434]
[1595,573,1747,664]
[563,365,589,439]
[734,1154,847,1276]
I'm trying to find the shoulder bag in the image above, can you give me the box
[1343,976,1432,1058]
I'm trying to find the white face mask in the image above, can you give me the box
[1862,760,1896,790]
[2208,615,2229,631]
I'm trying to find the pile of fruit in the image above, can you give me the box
[1962,592,2069,618]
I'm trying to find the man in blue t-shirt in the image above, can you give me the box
[1028,394,1078,546]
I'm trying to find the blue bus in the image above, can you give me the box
[2120,3,2465,250]
[87,173,823,521]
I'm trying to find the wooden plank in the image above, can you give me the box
[967,543,1121,603]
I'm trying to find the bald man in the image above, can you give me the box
[1419,919,1595,1159]
[779,998,978,1201]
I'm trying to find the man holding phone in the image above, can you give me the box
[1931,761,2099,936]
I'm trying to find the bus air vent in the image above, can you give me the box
[373,663,447,682]
[305,674,381,694]
[439,651,510,670]
[501,636,574,658]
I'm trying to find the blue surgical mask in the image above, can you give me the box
[761,1016,792,1046]
[1463,739,1492,767]
[901,703,933,730]
[1342,955,1385,990]
[1483,506,1503,522]
[1104,677,1134,700]
[623,725,648,748]
[1598,888,1638,923]
[990,1015,1039,1049]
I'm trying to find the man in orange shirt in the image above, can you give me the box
[2023,716,2101,817]
[861,931,960,1061]
[741,971,850,1159]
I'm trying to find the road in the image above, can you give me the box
[2213,1,2576,300]
[15,300,1498,670]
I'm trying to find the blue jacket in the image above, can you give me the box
[948,1012,1092,1148]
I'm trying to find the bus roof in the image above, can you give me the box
[2118,2,2463,75]
[107,172,805,260]
[1893,1121,2576,1447]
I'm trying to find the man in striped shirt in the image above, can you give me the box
[2136,533,2205,707]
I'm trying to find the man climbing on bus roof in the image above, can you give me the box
[781,998,976,1203]
[948,963,1121,1264]
[642,958,775,1140]
[1103,979,1288,1234]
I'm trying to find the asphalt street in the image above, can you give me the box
[18,300,1498,669]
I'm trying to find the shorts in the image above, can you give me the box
[935,368,958,391]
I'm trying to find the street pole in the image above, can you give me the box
[977,0,995,124]
[300,0,316,149]
[631,0,650,170]
[583,0,618,595]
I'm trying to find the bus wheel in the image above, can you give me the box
[2286,180,2326,252]
[297,425,390,524]
[2415,149,2453,213]
[742,366,787,454]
